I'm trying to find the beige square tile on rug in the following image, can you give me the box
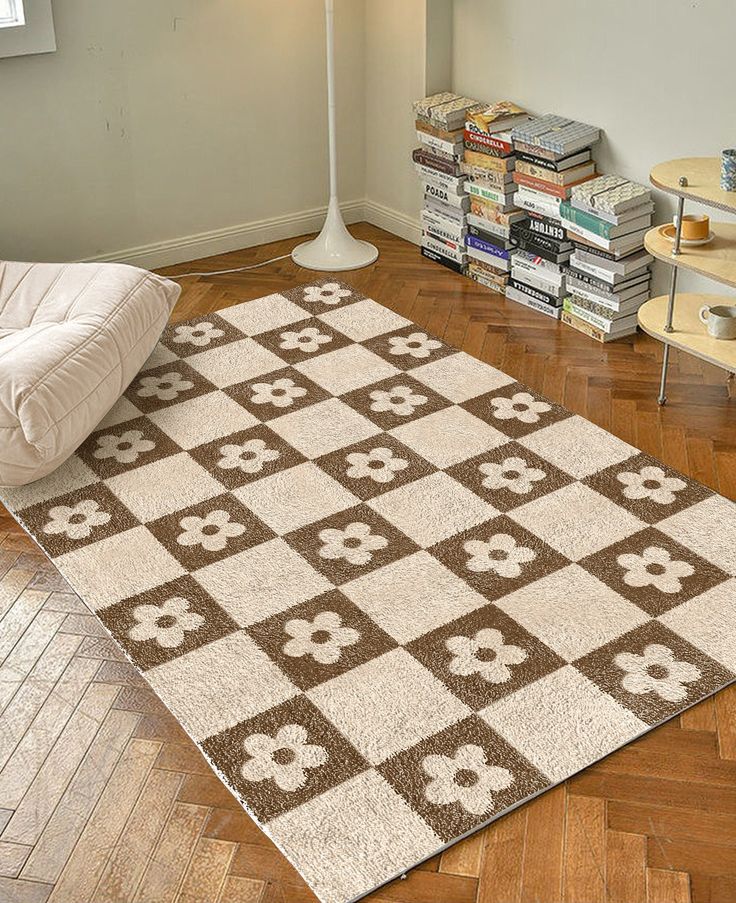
[3,278,736,903]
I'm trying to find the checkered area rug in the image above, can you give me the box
[4,280,736,903]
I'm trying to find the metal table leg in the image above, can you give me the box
[657,185,687,406]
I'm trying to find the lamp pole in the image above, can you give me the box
[291,0,378,271]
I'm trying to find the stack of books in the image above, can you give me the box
[461,102,531,292]
[412,93,484,274]
[560,176,654,341]
[505,115,601,319]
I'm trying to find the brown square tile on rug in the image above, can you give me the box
[579,526,729,616]
[247,588,397,691]
[189,424,306,490]
[429,514,568,602]
[574,620,734,725]
[284,503,419,585]
[282,279,366,315]
[124,359,218,414]
[201,694,368,822]
[76,415,182,480]
[462,380,572,440]
[98,574,239,670]
[158,311,247,357]
[146,492,275,570]
[446,440,575,512]
[340,372,451,430]
[584,451,714,524]
[17,482,139,558]
[252,316,352,366]
[378,715,547,843]
[406,602,565,710]
[224,365,331,422]
[362,323,455,372]
[315,434,435,502]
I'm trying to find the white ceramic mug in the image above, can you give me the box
[699,304,736,339]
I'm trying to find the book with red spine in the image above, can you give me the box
[463,129,514,156]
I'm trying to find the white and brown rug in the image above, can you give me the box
[3,280,736,903]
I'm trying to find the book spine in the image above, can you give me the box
[412,148,460,177]
[564,268,616,294]
[511,267,564,296]
[466,247,510,272]
[422,234,466,263]
[567,283,622,310]
[466,234,511,261]
[515,151,559,172]
[423,182,469,208]
[559,202,611,238]
[421,214,466,243]
[515,191,562,220]
[561,310,610,342]
[463,149,515,172]
[467,214,510,240]
[468,223,513,250]
[515,161,569,185]
[505,286,562,319]
[563,298,615,332]
[462,168,512,191]
[420,245,467,274]
[464,129,514,155]
[568,256,618,283]
[513,172,571,199]
[527,214,567,242]
[512,226,570,256]
[466,183,514,207]
[509,278,561,307]
[514,235,567,264]
[417,131,463,158]
[469,270,508,292]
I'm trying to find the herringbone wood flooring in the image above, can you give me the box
[2,223,736,903]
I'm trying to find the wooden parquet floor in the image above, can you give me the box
[2,222,736,903]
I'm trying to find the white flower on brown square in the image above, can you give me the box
[617,546,694,594]
[464,533,536,577]
[43,500,111,540]
[345,448,408,484]
[279,327,332,354]
[318,522,388,565]
[217,438,280,474]
[128,596,205,648]
[303,283,352,305]
[93,429,156,464]
[389,332,442,359]
[614,643,701,702]
[173,322,225,347]
[241,724,328,791]
[177,510,246,552]
[422,744,514,815]
[617,466,687,505]
[136,371,194,401]
[369,386,428,416]
[283,611,360,664]
[250,377,307,408]
[490,392,550,424]
[479,456,545,495]
[446,628,527,684]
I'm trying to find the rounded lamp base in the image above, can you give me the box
[291,198,379,272]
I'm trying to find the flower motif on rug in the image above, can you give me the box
[279,327,332,354]
[464,533,536,577]
[617,465,687,505]
[282,611,360,664]
[241,724,328,791]
[369,386,428,416]
[388,332,442,359]
[177,510,246,552]
[478,456,546,495]
[614,643,701,702]
[422,744,514,815]
[93,429,155,465]
[446,628,527,684]
[250,377,307,408]
[217,438,280,474]
[42,500,111,540]
[318,522,388,565]
[302,283,352,306]
[172,321,225,347]
[490,392,551,424]
[345,447,409,484]
[136,371,194,402]
[128,596,205,648]
[617,546,694,594]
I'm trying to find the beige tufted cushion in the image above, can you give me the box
[0,260,180,486]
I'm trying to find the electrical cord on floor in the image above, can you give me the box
[159,252,293,280]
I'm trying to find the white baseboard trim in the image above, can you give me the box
[83,198,420,270]
[84,201,366,270]
[362,200,421,246]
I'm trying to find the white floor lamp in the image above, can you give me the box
[291,0,378,272]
